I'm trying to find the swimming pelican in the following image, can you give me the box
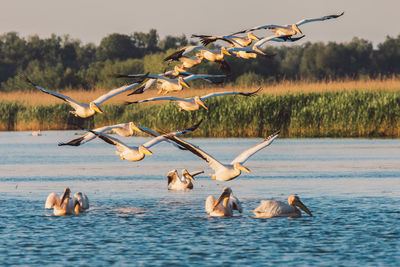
[165,130,280,181]
[125,88,261,111]
[232,12,344,37]
[251,195,313,218]
[73,192,89,214]
[164,46,231,74]
[83,121,202,162]
[24,76,146,118]
[167,169,204,190]
[58,122,142,146]
[45,188,79,216]
[119,73,226,95]
[205,187,242,217]
[31,130,42,136]
[192,32,260,48]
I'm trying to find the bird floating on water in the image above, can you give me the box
[205,187,242,217]
[251,195,312,218]
[165,130,279,181]
[45,188,88,216]
[167,169,204,190]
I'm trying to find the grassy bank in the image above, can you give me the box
[1,90,400,137]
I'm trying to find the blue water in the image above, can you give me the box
[0,131,399,266]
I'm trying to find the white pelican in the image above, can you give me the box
[167,169,204,190]
[24,76,146,118]
[58,122,142,146]
[31,130,42,136]
[165,130,280,181]
[73,192,89,214]
[125,88,261,112]
[120,73,226,95]
[205,187,242,217]
[232,12,344,37]
[192,32,260,48]
[164,46,231,74]
[164,49,204,70]
[45,188,79,216]
[251,195,312,218]
[83,121,202,162]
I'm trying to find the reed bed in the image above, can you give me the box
[1,88,400,137]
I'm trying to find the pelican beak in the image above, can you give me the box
[179,79,190,88]
[139,145,153,155]
[293,199,312,216]
[90,103,103,114]
[196,98,208,110]
[175,65,186,73]
[222,48,231,56]
[74,201,81,214]
[213,190,230,210]
[130,123,142,133]
[183,170,195,181]
[249,32,260,41]
[293,24,303,35]
[59,188,70,206]
[235,162,250,173]
[253,46,266,55]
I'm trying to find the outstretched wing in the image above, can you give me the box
[296,12,344,26]
[142,120,203,149]
[84,128,130,151]
[189,170,204,177]
[92,82,143,105]
[200,88,261,100]
[125,96,186,105]
[231,24,285,35]
[191,34,236,47]
[231,130,280,165]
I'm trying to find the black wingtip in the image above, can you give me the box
[127,84,146,96]
[21,74,35,87]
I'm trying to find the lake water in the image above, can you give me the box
[0,131,399,266]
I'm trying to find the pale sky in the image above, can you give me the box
[1,0,399,46]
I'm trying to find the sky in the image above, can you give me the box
[1,0,399,47]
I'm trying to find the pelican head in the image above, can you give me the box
[139,145,153,155]
[59,187,71,206]
[74,199,81,214]
[178,77,190,88]
[292,24,303,35]
[248,32,260,41]
[89,102,103,114]
[194,96,208,110]
[129,122,142,133]
[182,169,195,181]
[221,47,231,56]
[288,195,312,216]
[234,162,250,173]
[213,187,232,210]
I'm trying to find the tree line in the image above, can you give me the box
[0,29,399,92]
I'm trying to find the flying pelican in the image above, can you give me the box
[223,35,299,59]
[118,73,226,95]
[167,169,204,190]
[232,12,344,37]
[58,122,142,146]
[165,130,280,181]
[251,195,313,218]
[164,49,204,70]
[191,32,261,48]
[205,187,242,217]
[24,76,146,118]
[164,46,231,74]
[125,88,261,111]
[83,121,202,162]
[73,192,89,214]
[45,188,79,216]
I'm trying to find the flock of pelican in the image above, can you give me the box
[38,12,343,217]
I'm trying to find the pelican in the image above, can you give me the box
[24,76,146,118]
[83,121,202,162]
[164,46,231,74]
[165,130,280,181]
[192,32,260,48]
[45,188,79,216]
[58,122,142,146]
[125,88,261,111]
[31,130,42,136]
[164,49,204,70]
[167,169,204,190]
[251,195,313,218]
[119,73,226,95]
[73,192,89,214]
[232,12,344,38]
[205,187,242,217]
